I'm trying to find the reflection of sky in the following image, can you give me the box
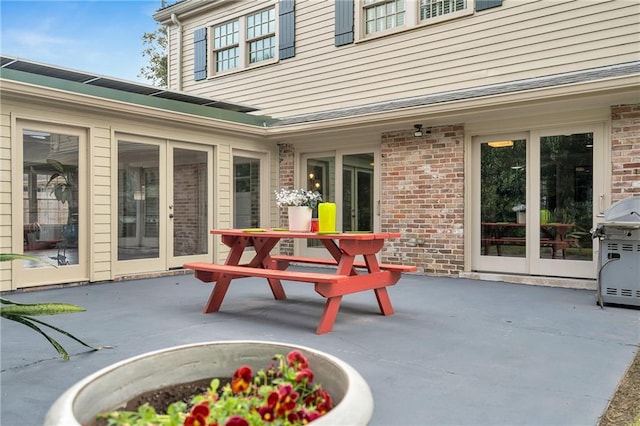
[1,0,167,83]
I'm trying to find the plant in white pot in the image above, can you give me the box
[274,189,322,232]
[45,341,373,426]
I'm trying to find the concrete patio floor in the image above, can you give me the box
[1,271,638,426]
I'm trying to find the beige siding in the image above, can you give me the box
[91,127,112,282]
[168,0,639,118]
[0,110,12,290]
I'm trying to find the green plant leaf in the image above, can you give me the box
[3,313,72,360]
[0,253,56,266]
[0,301,86,316]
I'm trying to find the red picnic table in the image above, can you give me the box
[184,228,416,334]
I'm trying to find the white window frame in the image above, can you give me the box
[208,5,278,77]
[356,0,474,42]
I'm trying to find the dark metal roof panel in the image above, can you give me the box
[0,55,258,113]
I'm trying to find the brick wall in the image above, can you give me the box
[611,104,640,202]
[278,143,294,254]
[380,125,465,275]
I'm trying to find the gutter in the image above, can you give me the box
[170,13,183,91]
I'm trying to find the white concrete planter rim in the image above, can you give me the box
[45,340,373,426]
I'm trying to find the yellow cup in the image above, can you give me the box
[318,203,336,233]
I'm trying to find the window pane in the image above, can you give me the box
[365,0,405,34]
[173,148,208,257]
[480,139,527,258]
[118,141,159,260]
[420,0,466,20]
[22,130,79,267]
[539,133,593,261]
[233,157,261,228]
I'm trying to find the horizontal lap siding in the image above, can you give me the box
[0,111,11,290]
[174,0,639,118]
[91,127,112,281]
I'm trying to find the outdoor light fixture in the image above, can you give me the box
[414,124,424,137]
[488,140,514,148]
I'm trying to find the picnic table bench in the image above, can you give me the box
[184,229,416,334]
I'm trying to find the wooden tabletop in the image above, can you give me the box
[210,228,401,240]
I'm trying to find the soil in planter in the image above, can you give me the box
[94,377,229,426]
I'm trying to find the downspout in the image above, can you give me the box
[170,13,183,91]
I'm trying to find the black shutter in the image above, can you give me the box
[475,0,502,12]
[335,0,354,47]
[193,28,207,81]
[279,0,296,59]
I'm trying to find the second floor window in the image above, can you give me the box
[211,7,276,74]
[420,0,467,19]
[213,20,239,72]
[247,8,276,64]
[364,0,406,35]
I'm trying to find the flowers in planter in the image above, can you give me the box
[101,350,334,426]
[512,204,526,212]
[274,188,322,209]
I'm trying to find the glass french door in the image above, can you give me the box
[472,126,603,278]
[116,137,212,274]
[300,150,378,257]
[17,122,88,288]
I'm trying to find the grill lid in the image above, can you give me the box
[604,196,640,223]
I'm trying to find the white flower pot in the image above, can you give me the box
[44,340,373,426]
[288,206,313,232]
[517,211,526,224]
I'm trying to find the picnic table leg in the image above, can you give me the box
[317,295,342,334]
[374,287,394,316]
[203,275,232,313]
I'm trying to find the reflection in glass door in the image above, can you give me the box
[118,142,160,260]
[480,139,527,259]
[539,133,593,262]
[343,153,374,232]
[172,148,208,258]
[22,130,80,267]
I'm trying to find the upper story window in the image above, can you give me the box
[247,8,276,64]
[194,2,295,80]
[213,20,239,72]
[357,0,476,40]
[420,0,467,20]
[211,6,276,75]
[364,0,406,35]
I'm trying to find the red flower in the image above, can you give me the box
[286,350,309,370]
[191,403,210,418]
[231,365,253,393]
[258,405,275,422]
[295,368,314,383]
[184,413,207,426]
[224,416,249,426]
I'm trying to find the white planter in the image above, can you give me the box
[288,206,313,232]
[45,341,373,426]
[517,211,526,224]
